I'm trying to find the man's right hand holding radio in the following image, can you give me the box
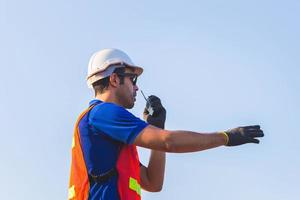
[143,95,166,129]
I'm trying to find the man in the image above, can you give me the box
[68,48,264,200]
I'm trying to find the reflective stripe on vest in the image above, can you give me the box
[68,185,75,199]
[129,177,141,195]
[71,136,75,149]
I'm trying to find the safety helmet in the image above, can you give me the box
[87,48,143,88]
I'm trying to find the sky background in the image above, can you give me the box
[1,0,299,199]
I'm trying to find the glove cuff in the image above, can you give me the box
[219,131,229,146]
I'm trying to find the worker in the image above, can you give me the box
[68,48,264,200]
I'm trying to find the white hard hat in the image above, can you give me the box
[87,48,143,88]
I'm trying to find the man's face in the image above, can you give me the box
[115,68,139,109]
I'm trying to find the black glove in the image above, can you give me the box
[223,125,264,146]
[143,95,166,129]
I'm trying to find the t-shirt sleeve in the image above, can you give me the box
[89,103,148,144]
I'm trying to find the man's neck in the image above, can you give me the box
[95,92,122,107]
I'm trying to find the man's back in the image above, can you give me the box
[74,99,148,199]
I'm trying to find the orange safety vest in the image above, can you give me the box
[68,105,141,200]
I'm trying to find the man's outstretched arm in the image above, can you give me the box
[134,125,228,153]
[137,95,264,190]
[134,124,264,152]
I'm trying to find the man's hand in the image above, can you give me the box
[143,95,166,129]
[222,125,264,146]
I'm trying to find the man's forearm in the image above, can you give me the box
[166,130,227,153]
[146,150,166,190]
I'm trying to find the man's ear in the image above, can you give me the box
[109,73,120,88]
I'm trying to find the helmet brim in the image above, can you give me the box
[87,62,144,88]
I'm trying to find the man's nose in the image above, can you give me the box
[134,84,139,91]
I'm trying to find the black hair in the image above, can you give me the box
[92,67,125,95]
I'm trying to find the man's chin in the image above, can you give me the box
[125,102,134,109]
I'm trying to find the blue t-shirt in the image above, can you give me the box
[79,99,148,200]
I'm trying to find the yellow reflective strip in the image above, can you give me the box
[68,185,75,199]
[72,136,75,149]
[129,177,141,196]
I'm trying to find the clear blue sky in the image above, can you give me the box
[1,0,299,199]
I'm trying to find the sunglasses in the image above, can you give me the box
[116,73,138,85]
